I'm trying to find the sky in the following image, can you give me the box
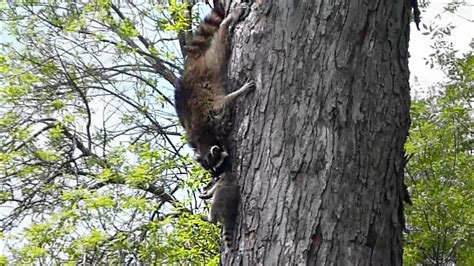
[409,1,473,96]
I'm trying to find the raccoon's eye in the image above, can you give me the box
[207,152,216,162]
[196,155,203,163]
[197,155,208,165]
[199,159,212,170]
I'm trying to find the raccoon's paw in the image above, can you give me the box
[245,79,256,87]
[199,191,213,200]
[242,79,256,92]
[199,179,217,199]
[200,214,212,222]
[233,3,250,20]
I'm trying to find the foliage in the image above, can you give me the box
[404,27,473,266]
[0,0,219,264]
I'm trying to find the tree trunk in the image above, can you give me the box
[225,0,411,265]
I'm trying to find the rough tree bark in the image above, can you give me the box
[224,0,411,265]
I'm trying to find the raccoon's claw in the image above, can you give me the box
[245,79,256,89]
[241,79,256,92]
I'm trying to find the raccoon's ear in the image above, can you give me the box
[210,145,221,158]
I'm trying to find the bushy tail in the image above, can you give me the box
[185,0,225,54]
[222,224,235,250]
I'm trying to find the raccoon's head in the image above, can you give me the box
[208,145,228,169]
[197,145,229,175]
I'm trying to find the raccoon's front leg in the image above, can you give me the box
[224,80,255,106]
[199,179,218,199]
[214,80,255,111]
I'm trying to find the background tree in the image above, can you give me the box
[403,2,473,263]
[0,0,221,264]
[405,51,473,266]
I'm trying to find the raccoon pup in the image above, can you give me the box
[174,0,255,175]
[200,172,239,250]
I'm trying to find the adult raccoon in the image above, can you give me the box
[175,0,254,175]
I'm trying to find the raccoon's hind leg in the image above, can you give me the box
[205,4,248,73]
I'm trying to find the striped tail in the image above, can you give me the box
[185,0,226,55]
[222,224,235,250]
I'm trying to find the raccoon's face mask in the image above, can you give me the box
[197,145,229,175]
[208,145,228,168]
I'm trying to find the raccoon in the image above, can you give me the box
[198,145,229,176]
[174,0,255,175]
[200,171,239,250]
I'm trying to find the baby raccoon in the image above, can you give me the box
[200,172,239,250]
